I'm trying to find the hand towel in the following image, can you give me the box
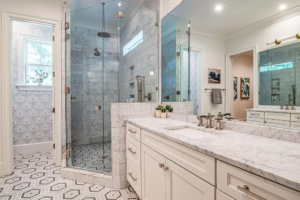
[212,89,222,104]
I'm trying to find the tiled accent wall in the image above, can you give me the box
[259,42,300,106]
[119,5,159,103]
[12,21,53,145]
[68,25,118,146]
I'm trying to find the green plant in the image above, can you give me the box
[28,69,49,84]
[168,107,173,112]
[156,105,163,110]
[166,105,171,110]
[161,108,166,113]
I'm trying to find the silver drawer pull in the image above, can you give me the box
[128,173,137,181]
[128,129,136,134]
[237,185,266,200]
[128,148,136,154]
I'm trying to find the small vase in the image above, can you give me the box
[155,110,161,118]
[161,113,167,118]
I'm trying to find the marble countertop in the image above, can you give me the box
[246,108,300,113]
[126,118,300,192]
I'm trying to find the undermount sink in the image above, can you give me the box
[164,125,200,131]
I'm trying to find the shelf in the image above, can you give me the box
[16,85,52,91]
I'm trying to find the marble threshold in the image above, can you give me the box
[127,117,300,192]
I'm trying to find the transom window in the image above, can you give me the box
[123,30,143,56]
[24,38,52,86]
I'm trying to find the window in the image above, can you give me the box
[260,62,293,72]
[123,30,143,56]
[24,38,52,86]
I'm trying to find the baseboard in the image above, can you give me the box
[13,142,53,156]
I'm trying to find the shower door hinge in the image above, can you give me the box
[177,91,180,95]
[186,31,190,35]
[66,34,70,39]
[259,91,261,95]
[52,72,55,77]
[52,36,55,41]
[66,150,70,157]
[51,108,55,113]
[53,144,55,149]
[67,143,71,149]
[65,87,70,94]
[65,22,69,29]
[156,87,160,91]
[177,52,180,56]
[155,22,162,27]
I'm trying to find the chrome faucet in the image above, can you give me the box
[205,113,215,128]
[291,104,296,110]
[280,105,283,110]
[215,112,223,130]
[197,115,206,127]
[285,104,289,110]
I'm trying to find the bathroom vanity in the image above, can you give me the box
[246,108,300,128]
[126,118,300,200]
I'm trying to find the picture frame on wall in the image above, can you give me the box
[208,68,221,84]
[241,77,250,99]
[234,77,237,99]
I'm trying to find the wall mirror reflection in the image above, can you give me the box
[161,0,300,129]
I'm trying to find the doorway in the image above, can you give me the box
[231,50,254,121]
[11,19,55,158]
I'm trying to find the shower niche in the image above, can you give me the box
[65,0,159,176]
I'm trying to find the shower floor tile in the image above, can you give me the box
[0,151,139,200]
[70,142,112,175]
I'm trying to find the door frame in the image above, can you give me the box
[225,45,258,117]
[1,11,62,176]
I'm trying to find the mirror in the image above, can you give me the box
[161,0,300,129]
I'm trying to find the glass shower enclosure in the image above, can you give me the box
[65,0,159,175]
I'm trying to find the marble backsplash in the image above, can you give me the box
[167,113,300,144]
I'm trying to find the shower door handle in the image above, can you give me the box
[164,95,169,100]
[145,93,152,101]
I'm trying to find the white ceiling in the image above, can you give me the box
[69,0,145,30]
[168,0,300,35]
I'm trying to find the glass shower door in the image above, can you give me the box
[65,5,109,174]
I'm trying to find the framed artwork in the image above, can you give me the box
[208,68,221,83]
[240,77,250,99]
[234,77,237,99]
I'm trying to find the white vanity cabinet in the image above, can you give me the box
[247,110,295,128]
[126,123,300,200]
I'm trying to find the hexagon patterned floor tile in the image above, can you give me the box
[0,152,139,200]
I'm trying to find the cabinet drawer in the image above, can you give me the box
[216,190,234,200]
[247,111,264,119]
[217,161,300,200]
[126,134,141,171]
[127,160,141,198]
[247,117,264,124]
[265,119,290,127]
[291,122,300,128]
[291,113,300,122]
[126,123,141,141]
[142,129,216,185]
[265,112,290,121]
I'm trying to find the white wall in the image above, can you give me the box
[161,0,182,18]
[191,33,226,115]
[233,54,254,120]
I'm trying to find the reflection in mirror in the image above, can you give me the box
[161,14,191,105]
[161,0,300,129]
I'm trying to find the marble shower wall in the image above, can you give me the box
[119,4,159,103]
[69,25,119,146]
[161,21,176,102]
[12,21,53,145]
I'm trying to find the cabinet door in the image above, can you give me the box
[141,144,166,200]
[264,119,290,127]
[166,159,215,200]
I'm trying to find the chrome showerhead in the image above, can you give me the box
[97,32,111,38]
[136,75,141,80]
[94,48,100,56]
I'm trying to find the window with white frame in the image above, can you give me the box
[123,30,143,56]
[23,38,53,86]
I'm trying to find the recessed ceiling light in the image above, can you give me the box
[188,24,190,27]
[279,5,286,10]
[118,2,121,7]
[215,5,223,11]
[149,71,154,76]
